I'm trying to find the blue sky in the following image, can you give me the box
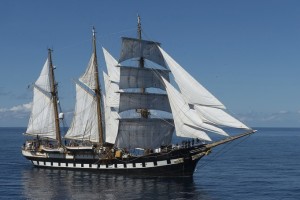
[0,0,300,127]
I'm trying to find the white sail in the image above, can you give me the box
[162,78,227,141]
[118,92,171,113]
[103,97,120,144]
[103,72,120,109]
[102,47,120,82]
[194,105,250,129]
[119,67,169,90]
[102,49,122,144]
[35,59,52,92]
[115,118,174,149]
[26,88,56,139]
[79,53,97,90]
[103,72,119,144]
[119,37,167,68]
[26,59,56,139]
[65,83,99,143]
[159,46,225,109]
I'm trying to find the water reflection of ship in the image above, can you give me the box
[22,168,211,199]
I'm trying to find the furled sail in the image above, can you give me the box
[115,118,174,149]
[119,37,167,68]
[118,92,171,113]
[119,67,169,90]
[65,54,100,143]
[26,58,57,140]
[162,78,228,141]
[158,46,225,109]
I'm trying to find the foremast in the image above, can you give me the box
[92,27,104,146]
[48,49,62,145]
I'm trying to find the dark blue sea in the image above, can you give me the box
[0,127,299,200]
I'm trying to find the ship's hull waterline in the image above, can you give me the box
[22,145,208,177]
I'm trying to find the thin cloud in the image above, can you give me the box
[236,110,300,127]
[0,102,32,119]
[10,103,32,112]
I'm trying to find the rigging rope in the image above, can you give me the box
[196,134,252,170]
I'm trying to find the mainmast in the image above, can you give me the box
[92,27,104,146]
[137,15,150,119]
[48,49,62,145]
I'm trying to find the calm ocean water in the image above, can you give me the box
[0,127,299,200]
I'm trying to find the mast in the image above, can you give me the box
[137,14,150,118]
[92,27,104,146]
[48,48,62,145]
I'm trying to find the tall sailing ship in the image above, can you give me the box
[22,17,256,177]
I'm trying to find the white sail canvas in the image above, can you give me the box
[119,67,169,90]
[103,47,120,83]
[195,105,250,129]
[79,53,97,90]
[119,37,167,68]
[162,78,227,141]
[26,58,57,139]
[159,46,225,109]
[115,118,174,149]
[103,72,120,144]
[118,92,171,113]
[35,59,52,93]
[103,72,120,109]
[26,88,56,139]
[65,84,99,142]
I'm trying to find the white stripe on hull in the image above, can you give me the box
[29,157,186,170]
[25,149,203,172]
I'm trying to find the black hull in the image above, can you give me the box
[22,145,207,177]
[28,159,201,177]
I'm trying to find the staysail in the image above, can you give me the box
[158,46,225,109]
[159,46,251,140]
[103,72,119,144]
[103,47,120,83]
[194,105,249,129]
[162,78,227,141]
[102,49,121,144]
